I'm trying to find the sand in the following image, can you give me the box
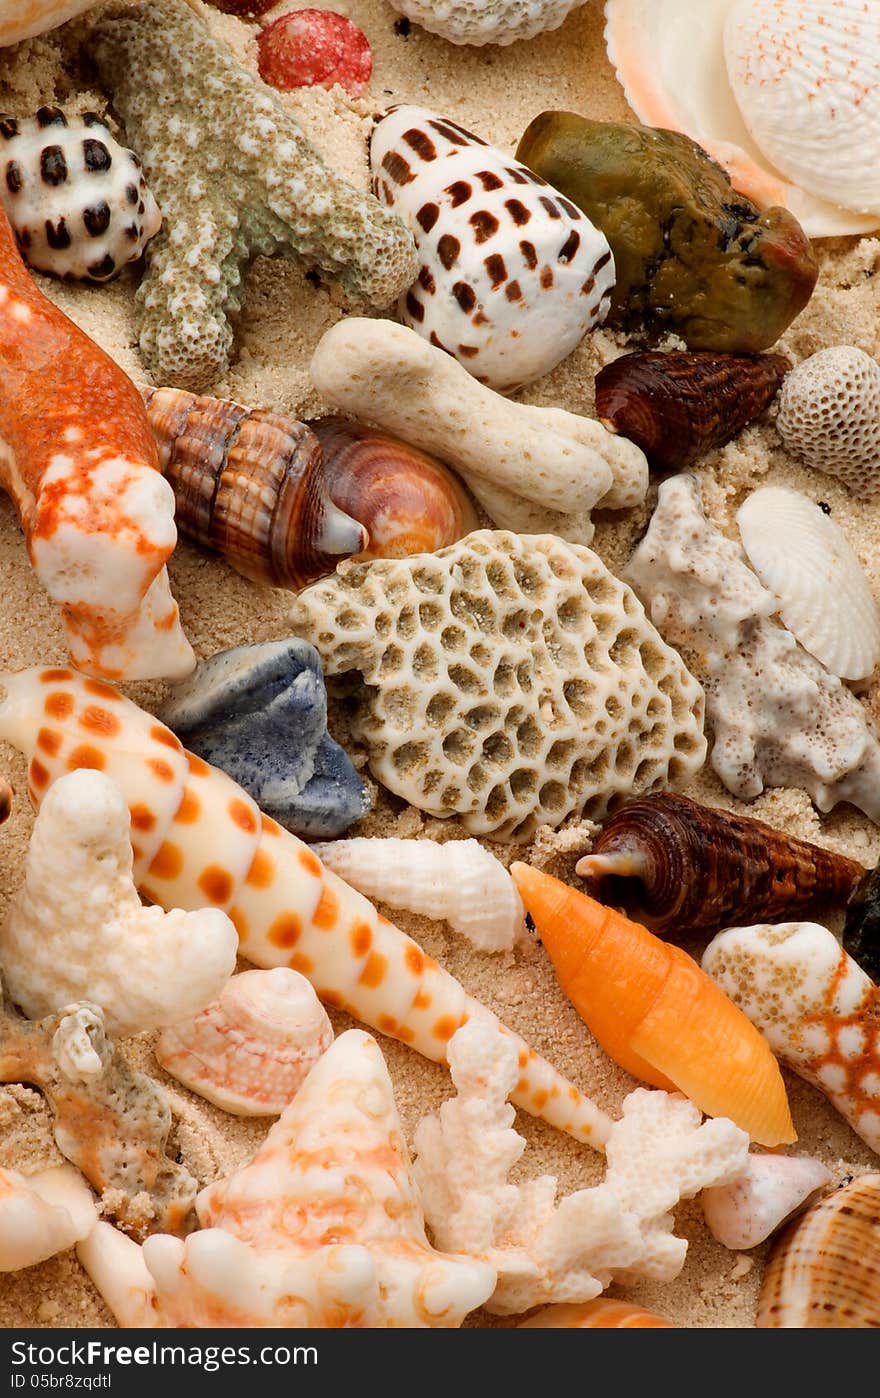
[0,0,878,1330]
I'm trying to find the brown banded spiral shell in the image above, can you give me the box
[0,778,9,826]
[307,416,479,559]
[758,1174,880,1328]
[576,792,865,939]
[594,351,791,472]
[141,386,367,591]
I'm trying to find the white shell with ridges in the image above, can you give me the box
[724,0,880,218]
[701,1154,832,1251]
[604,0,880,238]
[386,0,588,47]
[370,105,614,392]
[737,487,880,683]
[311,838,525,953]
[776,348,880,500]
[155,969,333,1116]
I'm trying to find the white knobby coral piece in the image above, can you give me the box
[776,347,880,499]
[290,529,706,840]
[737,486,880,683]
[701,1153,832,1251]
[310,318,647,545]
[413,1020,749,1315]
[703,921,880,1154]
[311,838,525,953]
[155,968,333,1116]
[0,1165,96,1272]
[79,1030,497,1327]
[626,473,880,822]
[385,0,588,46]
[0,769,238,1038]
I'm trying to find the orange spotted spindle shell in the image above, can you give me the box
[0,665,615,1151]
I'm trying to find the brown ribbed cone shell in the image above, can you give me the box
[141,387,367,591]
[594,351,791,472]
[308,416,479,560]
[577,792,865,939]
[0,777,10,825]
[758,1175,880,1328]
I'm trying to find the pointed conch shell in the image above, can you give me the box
[310,838,526,953]
[1,0,99,46]
[701,1153,832,1252]
[758,1174,880,1327]
[737,486,880,684]
[604,0,880,238]
[156,969,333,1116]
[519,1300,676,1328]
[576,793,865,940]
[0,1165,96,1271]
[141,386,367,591]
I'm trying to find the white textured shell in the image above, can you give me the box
[776,348,880,500]
[737,487,880,684]
[370,105,614,392]
[291,529,707,840]
[0,109,161,283]
[311,838,526,953]
[701,1154,832,1252]
[0,1165,96,1272]
[155,969,333,1116]
[0,0,98,46]
[604,0,880,238]
[384,0,588,47]
[724,0,880,218]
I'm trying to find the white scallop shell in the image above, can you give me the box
[737,486,880,683]
[701,1153,831,1252]
[604,0,880,238]
[724,0,880,219]
[311,837,526,953]
[155,968,333,1116]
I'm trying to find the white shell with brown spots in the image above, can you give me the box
[370,105,614,392]
[0,107,161,283]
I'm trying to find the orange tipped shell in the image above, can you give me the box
[519,1300,676,1328]
[142,386,367,590]
[595,351,790,472]
[308,416,478,560]
[758,1174,880,1328]
[510,862,795,1147]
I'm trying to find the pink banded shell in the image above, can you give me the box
[155,968,333,1116]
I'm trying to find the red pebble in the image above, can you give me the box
[257,9,373,96]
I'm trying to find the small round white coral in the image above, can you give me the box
[776,347,880,497]
[0,769,238,1038]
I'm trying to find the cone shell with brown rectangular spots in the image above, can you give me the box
[370,105,615,392]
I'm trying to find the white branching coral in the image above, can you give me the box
[412,1019,749,1315]
[0,770,237,1038]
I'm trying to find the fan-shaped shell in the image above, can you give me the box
[155,968,334,1116]
[737,487,880,683]
[604,0,880,237]
[758,1174,880,1327]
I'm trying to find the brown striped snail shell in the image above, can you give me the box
[0,778,10,826]
[307,416,479,560]
[575,792,865,940]
[758,1174,880,1328]
[594,350,791,472]
[141,386,367,591]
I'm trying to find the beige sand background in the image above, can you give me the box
[0,0,878,1329]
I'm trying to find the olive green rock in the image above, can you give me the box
[516,113,818,353]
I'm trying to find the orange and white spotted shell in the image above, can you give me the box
[703,922,880,1153]
[370,105,614,392]
[156,968,333,1116]
[0,665,615,1149]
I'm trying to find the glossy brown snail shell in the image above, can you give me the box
[576,792,865,939]
[594,350,791,472]
[141,387,367,591]
[308,416,479,560]
[0,778,10,826]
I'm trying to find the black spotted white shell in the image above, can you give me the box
[0,106,161,283]
[369,104,615,392]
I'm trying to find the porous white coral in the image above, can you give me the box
[776,347,880,497]
[290,529,706,839]
[626,474,880,822]
[0,769,238,1038]
[386,0,588,45]
[412,1020,749,1314]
